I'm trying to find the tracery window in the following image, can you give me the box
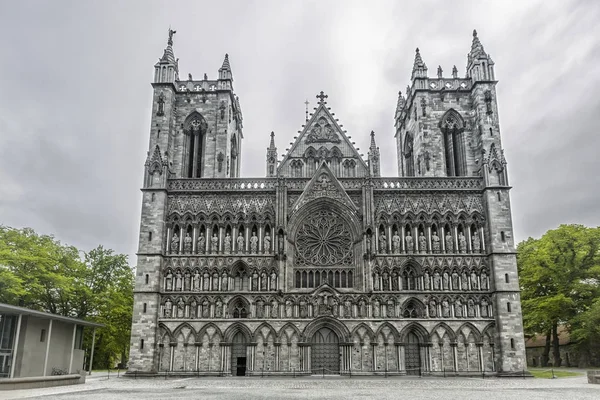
[232,301,248,318]
[295,210,352,266]
[402,300,422,318]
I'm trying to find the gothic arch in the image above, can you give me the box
[350,322,375,342]
[375,322,400,342]
[158,323,174,342]
[183,111,208,178]
[430,322,457,343]
[197,322,223,342]
[277,322,302,342]
[456,322,482,343]
[223,322,253,342]
[172,322,196,342]
[253,322,277,342]
[439,108,467,176]
[481,323,496,342]
[399,322,429,343]
[302,316,350,342]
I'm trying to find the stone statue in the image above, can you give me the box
[481,270,488,290]
[432,231,440,253]
[263,232,271,254]
[344,300,352,318]
[184,271,191,291]
[452,272,459,290]
[271,299,278,318]
[256,299,264,318]
[373,273,380,291]
[392,231,401,254]
[372,299,380,318]
[455,300,463,317]
[366,234,372,255]
[212,272,219,291]
[442,300,450,317]
[237,231,244,254]
[405,232,414,253]
[221,271,228,291]
[392,272,399,291]
[423,271,430,290]
[299,301,307,318]
[197,232,206,254]
[382,272,389,291]
[165,271,173,291]
[252,271,259,291]
[270,271,277,291]
[418,232,427,253]
[387,300,394,317]
[459,232,467,253]
[211,232,219,254]
[278,233,284,254]
[285,300,293,318]
[481,299,489,317]
[203,271,210,291]
[250,231,258,254]
[223,232,232,254]
[467,299,475,317]
[359,300,367,317]
[171,233,179,254]
[445,232,454,253]
[215,300,223,317]
[164,299,172,317]
[202,300,210,318]
[175,271,182,291]
[177,299,185,318]
[193,271,200,290]
[378,231,387,254]
[184,233,192,254]
[433,271,441,290]
[472,233,481,253]
[461,271,468,291]
[429,300,437,317]
[443,272,449,290]
[190,300,197,318]
[471,271,478,290]
[261,271,267,291]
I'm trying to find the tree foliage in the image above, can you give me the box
[0,226,133,369]
[517,224,600,367]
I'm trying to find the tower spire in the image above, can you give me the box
[466,29,495,82]
[369,130,377,151]
[266,131,278,177]
[411,47,428,80]
[368,130,380,177]
[218,53,233,83]
[154,27,178,83]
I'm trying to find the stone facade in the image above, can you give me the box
[127,29,526,376]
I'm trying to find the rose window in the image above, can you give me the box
[295,210,352,266]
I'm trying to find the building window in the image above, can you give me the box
[140,339,144,349]
[497,192,501,201]
[505,273,509,283]
[40,329,46,342]
[501,231,506,242]
[143,303,147,313]
[145,274,149,284]
[74,326,84,350]
[507,302,511,312]
[510,338,515,350]
[148,232,152,241]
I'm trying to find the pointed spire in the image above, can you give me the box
[369,130,377,151]
[395,91,406,120]
[269,131,276,149]
[220,53,231,71]
[154,28,178,82]
[411,48,428,80]
[469,29,487,59]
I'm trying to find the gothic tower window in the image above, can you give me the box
[439,109,467,176]
[231,135,238,177]
[183,112,208,178]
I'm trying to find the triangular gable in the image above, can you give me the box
[291,162,358,213]
[278,98,368,175]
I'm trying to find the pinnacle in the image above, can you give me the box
[369,130,377,150]
[269,131,276,149]
[469,28,487,59]
[220,53,231,71]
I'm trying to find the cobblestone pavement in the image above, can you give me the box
[1,374,599,400]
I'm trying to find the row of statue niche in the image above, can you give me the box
[427,297,491,319]
[170,230,284,255]
[372,269,488,291]
[368,230,481,254]
[161,296,489,320]
[164,269,278,292]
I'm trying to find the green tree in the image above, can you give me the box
[0,226,134,369]
[517,224,600,367]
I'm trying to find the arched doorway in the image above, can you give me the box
[311,327,340,373]
[231,332,248,376]
[405,331,421,375]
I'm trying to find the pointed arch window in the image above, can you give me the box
[183,112,208,178]
[439,109,467,176]
[404,133,415,177]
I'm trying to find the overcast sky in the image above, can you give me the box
[0,0,599,264]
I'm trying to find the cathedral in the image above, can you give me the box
[128,29,526,376]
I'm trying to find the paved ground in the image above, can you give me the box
[1,373,599,400]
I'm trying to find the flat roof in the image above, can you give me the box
[0,303,104,328]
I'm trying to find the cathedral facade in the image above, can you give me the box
[128,29,526,376]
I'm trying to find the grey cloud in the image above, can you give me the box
[0,0,598,264]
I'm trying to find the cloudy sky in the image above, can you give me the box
[0,0,599,263]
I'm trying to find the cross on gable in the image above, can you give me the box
[316,91,328,105]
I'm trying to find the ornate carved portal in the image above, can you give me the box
[311,327,340,373]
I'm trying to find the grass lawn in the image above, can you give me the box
[528,368,583,378]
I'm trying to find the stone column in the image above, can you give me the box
[477,343,484,372]
[232,226,238,253]
[427,225,432,253]
[401,225,406,253]
[192,225,197,254]
[179,226,185,253]
[166,226,172,253]
[466,225,473,253]
[440,225,446,253]
[453,225,459,253]
[245,226,250,254]
[206,226,212,254]
[169,343,176,372]
[387,225,393,254]
[371,342,378,372]
[452,343,458,373]
[414,226,419,253]
[247,343,257,372]
[397,343,405,372]
[219,226,224,254]
[220,343,231,375]
[274,342,281,372]
[479,226,486,253]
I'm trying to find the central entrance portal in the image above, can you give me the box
[405,331,421,375]
[311,327,340,373]
[231,332,247,376]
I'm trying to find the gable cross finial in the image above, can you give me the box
[316,91,328,105]
[304,99,310,122]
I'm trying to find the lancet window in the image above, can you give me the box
[183,112,208,178]
[439,109,467,176]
